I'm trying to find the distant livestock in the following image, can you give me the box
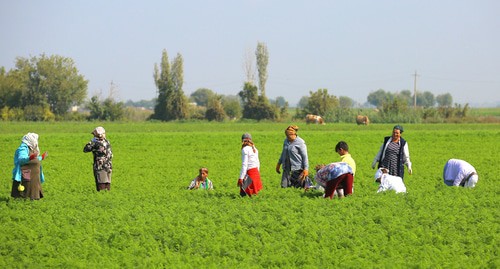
[356,115,370,125]
[305,114,325,125]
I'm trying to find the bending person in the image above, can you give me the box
[443,159,478,188]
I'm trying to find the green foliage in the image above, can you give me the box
[3,54,87,118]
[239,82,277,120]
[86,96,125,121]
[205,95,226,121]
[190,88,215,107]
[221,95,241,120]
[255,42,269,97]
[436,93,453,107]
[302,89,339,121]
[151,50,188,121]
[0,122,498,268]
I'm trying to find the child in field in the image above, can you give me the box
[333,141,356,197]
[83,126,113,191]
[188,167,214,190]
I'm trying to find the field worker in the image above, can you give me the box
[188,167,214,190]
[276,125,313,189]
[314,162,353,200]
[372,125,412,180]
[443,159,479,188]
[334,141,356,197]
[11,133,48,200]
[83,126,113,191]
[374,168,407,194]
[238,133,263,197]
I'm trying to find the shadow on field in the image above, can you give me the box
[300,190,324,199]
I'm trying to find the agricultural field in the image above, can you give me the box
[0,122,498,268]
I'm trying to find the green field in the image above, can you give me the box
[1,122,499,268]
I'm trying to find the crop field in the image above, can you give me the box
[0,122,498,268]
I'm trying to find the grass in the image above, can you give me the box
[0,122,498,268]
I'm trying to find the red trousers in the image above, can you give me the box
[324,173,353,199]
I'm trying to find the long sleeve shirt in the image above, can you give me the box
[373,138,412,170]
[443,159,477,186]
[278,136,309,171]
[378,174,407,193]
[12,143,45,183]
[239,145,260,179]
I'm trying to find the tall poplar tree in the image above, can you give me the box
[151,50,187,121]
[255,42,268,97]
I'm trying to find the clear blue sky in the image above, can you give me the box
[1,0,499,107]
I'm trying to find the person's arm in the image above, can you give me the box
[403,143,412,174]
[239,147,249,180]
[276,141,286,174]
[83,139,96,153]
[298,140,309,171]
[372,142,385,169]
[187,178,197,190]
[17,145,32,166]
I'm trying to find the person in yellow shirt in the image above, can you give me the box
[334,141,356,197]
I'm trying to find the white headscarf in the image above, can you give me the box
[92,126,106,139]
[22,133,40,153]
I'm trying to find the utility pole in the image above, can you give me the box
[413,70,419,108]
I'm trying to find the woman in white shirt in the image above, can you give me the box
[238,133,263,197]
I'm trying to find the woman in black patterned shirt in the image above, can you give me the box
[371,125,412,180]
[84,126,113,191]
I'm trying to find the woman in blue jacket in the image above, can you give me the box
[11,133,47,200]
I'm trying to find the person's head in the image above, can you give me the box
[335,141,349,156]
[465,174,478,188]
[22,133,39,152]
[241,133,256,151]
[374,167,389,183]
[198,167,208,180]
[92,126,106,140]
[314,164,326,172]
[391,125,404,141]
[285,125,299,142]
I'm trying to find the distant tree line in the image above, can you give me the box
[1,47,473,123]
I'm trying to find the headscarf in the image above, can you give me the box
[241,133,256,153]
[92,126,106,139]
[22,133,40,153]
[285,125,299,135]
[393,125,404,133]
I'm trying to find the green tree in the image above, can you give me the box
[221,95,241,119]
[436,93,453,107]
[190,88,215,107]
[86,95,124,121]
[205,94,226,121]
[339,96,354,108]
[273,96,287,107]
[151,50,187,121]
[1,54,87,119]
[417,91,435,108]
[297,96,309,108]
[399,90,413,106]
[255,42,269,97]
[239,82,276,120]
[367,89,392,107]
[302,89,339,118]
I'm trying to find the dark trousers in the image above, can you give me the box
[324,173,353,199]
